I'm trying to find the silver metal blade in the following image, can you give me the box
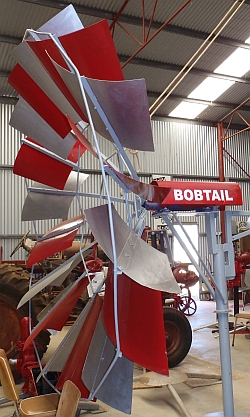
[21,171,88,221]
[82,314,133,414]
[49,59,154,152]
[85,204,180,293]
[17,251,83,308]
[37,297,96,379]
[10,98,77,159]
[11,43,80,124]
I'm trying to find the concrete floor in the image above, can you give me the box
[1,299,250,417]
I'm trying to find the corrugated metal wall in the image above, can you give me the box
[1,103,250,266]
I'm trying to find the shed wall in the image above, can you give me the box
[1,103,250,267]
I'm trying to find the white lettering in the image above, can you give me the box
[174,189,183,200]
[225,190,233,201]
[173,188,234,203]
[212,190,221,201]
[194,190,203,200]
[203,190,212,200]
[184,190,193,201]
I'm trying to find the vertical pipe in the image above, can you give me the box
[208,213,235,417]
[213,245,235,417]
[217,122,226,244]
[218,123,239,313]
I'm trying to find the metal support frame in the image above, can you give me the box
[110,0,192,69]
[159,207,250,417]
[217,100,250,189]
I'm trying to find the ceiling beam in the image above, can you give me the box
[1,34,249,86]
[119,55,250,85]
[17,0,250,50]
[0,34,21,44]
[1,66,250,112]
[0,70,11,78]
[0,96,18,105]
[147,91,250,112]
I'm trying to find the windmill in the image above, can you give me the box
[8,5,246,416]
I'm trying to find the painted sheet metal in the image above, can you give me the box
[23,277,89,350]
[17,252,83,308]
[23,19,124,124]
[102,263,169,375]
[26,215,84,267]
[55,295,103,398]
[37,296,98,377]
[8,65,72,138]
[152,179,243,209]
[11,42,81,125]
[13,141,72,189]
[26,19,123,81]
[9,98,77,160]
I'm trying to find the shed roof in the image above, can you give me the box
[1,0,250,127]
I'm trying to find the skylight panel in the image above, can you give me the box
[215,47,250,77]
[188,77,234,101]
[168,35,250,120]
[169,102,208,119]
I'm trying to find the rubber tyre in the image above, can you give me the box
[163,306,192,368]
[0,264,50,359]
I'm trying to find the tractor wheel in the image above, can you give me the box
[163,306,192,368]
[0,263,50,360]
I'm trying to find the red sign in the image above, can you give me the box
[151,180,243,208]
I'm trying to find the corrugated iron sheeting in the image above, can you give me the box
[0,103,21,165]
[224,130,250,181]
[0,43,16,71]
[146,120,219,177]
[168,0,250,40]
[0,79,17,99]
[2,103,250,268]
[0,0,56,38]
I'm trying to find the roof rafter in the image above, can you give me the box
[17,0,250,50]
[1,31,250,86]
[148,91,250,112]
[119,55,250,85]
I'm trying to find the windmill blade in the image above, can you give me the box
[13,140,73,190]
[17,251,84,308]
[85,204,179,293]
[82,314,133,414]
[21,171,88,221]
[55,295,103,398]
[37,295,101,380]
[49,57,154,152]
[8,64,74,138]
[26,19,123,82]
[29,4,84,37]
[26,215,84,267]
[10,98,77,160]
[23,276,89,350]
[11,42,81,124]
[103,263,169,375]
